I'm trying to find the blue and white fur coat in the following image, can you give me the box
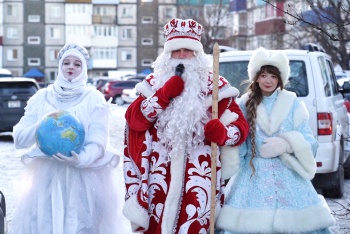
[216,89,335,234]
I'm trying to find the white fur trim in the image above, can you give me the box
[220,146,239,180]
[161,147,186,233]
[256,90,297,135]
[294,100,309,128]
[136,81,153,98]
[164,38,203,53]
[122,195,149,232]
[204,86,239,108]
[220,109,238,125]
[218,110,240,179]
[279,131,317,180]
[248,47,290,85]
[216,195,335,233]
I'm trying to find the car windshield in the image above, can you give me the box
[0,82,38,95]
[219,60,309,97]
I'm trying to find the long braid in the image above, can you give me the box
[245,82,263,176]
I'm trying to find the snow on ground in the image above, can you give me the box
[0,105,349,233]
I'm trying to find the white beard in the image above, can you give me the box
[152,54,212,160]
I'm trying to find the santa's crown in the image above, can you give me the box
[164,18,204,42]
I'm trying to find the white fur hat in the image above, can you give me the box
[247,47,290,85]
[163,18,204,53]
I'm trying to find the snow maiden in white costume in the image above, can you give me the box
[10,43,120,234]
[216,47,336,234]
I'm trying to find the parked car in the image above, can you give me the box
[101,79,140,105]
[0,68,12,78]
[91,77,115,91]
[124,74,147,82]
[121,87,139,104]
[219,46,350,198]
[0,77,40,132]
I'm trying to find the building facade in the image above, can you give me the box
[0,0,336,83]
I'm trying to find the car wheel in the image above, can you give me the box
[113,96,124,106]
[322,164,344,199]
[322,142,345,199]
[344,155,350,179]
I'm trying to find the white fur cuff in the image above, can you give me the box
[122,195,149,232]
[220,146,239,180]
[279,131,316,180]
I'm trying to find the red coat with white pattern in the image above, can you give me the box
[122,73,249,234]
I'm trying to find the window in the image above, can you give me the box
[142,59,153,66]
[66,25,90,37]
[142,17,153,24]
[7,4,18,17]
[121,50,132,61]
[7,27,19,39]
[265,2,284,18]
[94,6,113,15]
[121,6,133,18]
[94,26,117,37]
[219,61,249,95]
[49,27,61,39]
[49,49,60,61]
[211,28,225,39]
[28,15,40,23]
[50,71,56,81]
[285,61,309,97]
[122,28,132,40]
[165,7,174,18]
[49,6,61,17]
[7,49,18,61]
[66,4,92,14]
[28,36,41,44]
[91,48,117,60]
[141,38,153,45]
[28,58,41,66]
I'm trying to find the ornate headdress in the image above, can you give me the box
[163,18,204,53]
[248,47,290,85]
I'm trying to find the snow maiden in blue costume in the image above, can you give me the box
[216,47,336,233]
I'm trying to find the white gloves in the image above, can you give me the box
[259,137,293,158]
[52,151,81,165]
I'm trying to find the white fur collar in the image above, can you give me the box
[241,90,301,136]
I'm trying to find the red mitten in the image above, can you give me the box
[160,75,184,100]
[204,119,227,145]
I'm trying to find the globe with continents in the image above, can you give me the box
[35,110,85,157]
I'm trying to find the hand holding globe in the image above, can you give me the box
[35,110,85,157]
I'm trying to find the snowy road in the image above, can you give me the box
[0,105,349,233]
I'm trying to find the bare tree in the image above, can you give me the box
[177,0,232,53]
[263,0,350,70]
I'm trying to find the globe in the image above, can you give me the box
[35,110,85,157]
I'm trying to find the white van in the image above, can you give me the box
[0,68,12,78]
[219,47,350,198]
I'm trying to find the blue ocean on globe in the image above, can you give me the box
[35,110,85,157]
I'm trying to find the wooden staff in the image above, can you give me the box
[209,42,220,234]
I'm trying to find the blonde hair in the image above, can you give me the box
[245,65,284,176]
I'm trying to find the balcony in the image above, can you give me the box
[65,0,91,3]
[255,18,285,36]
[92,15,116,24]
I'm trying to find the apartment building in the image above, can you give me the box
[5,0,319,84]
[0,0,120,83]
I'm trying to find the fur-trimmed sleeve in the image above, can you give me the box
[216,98,249,180]
[279,100,318,180]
